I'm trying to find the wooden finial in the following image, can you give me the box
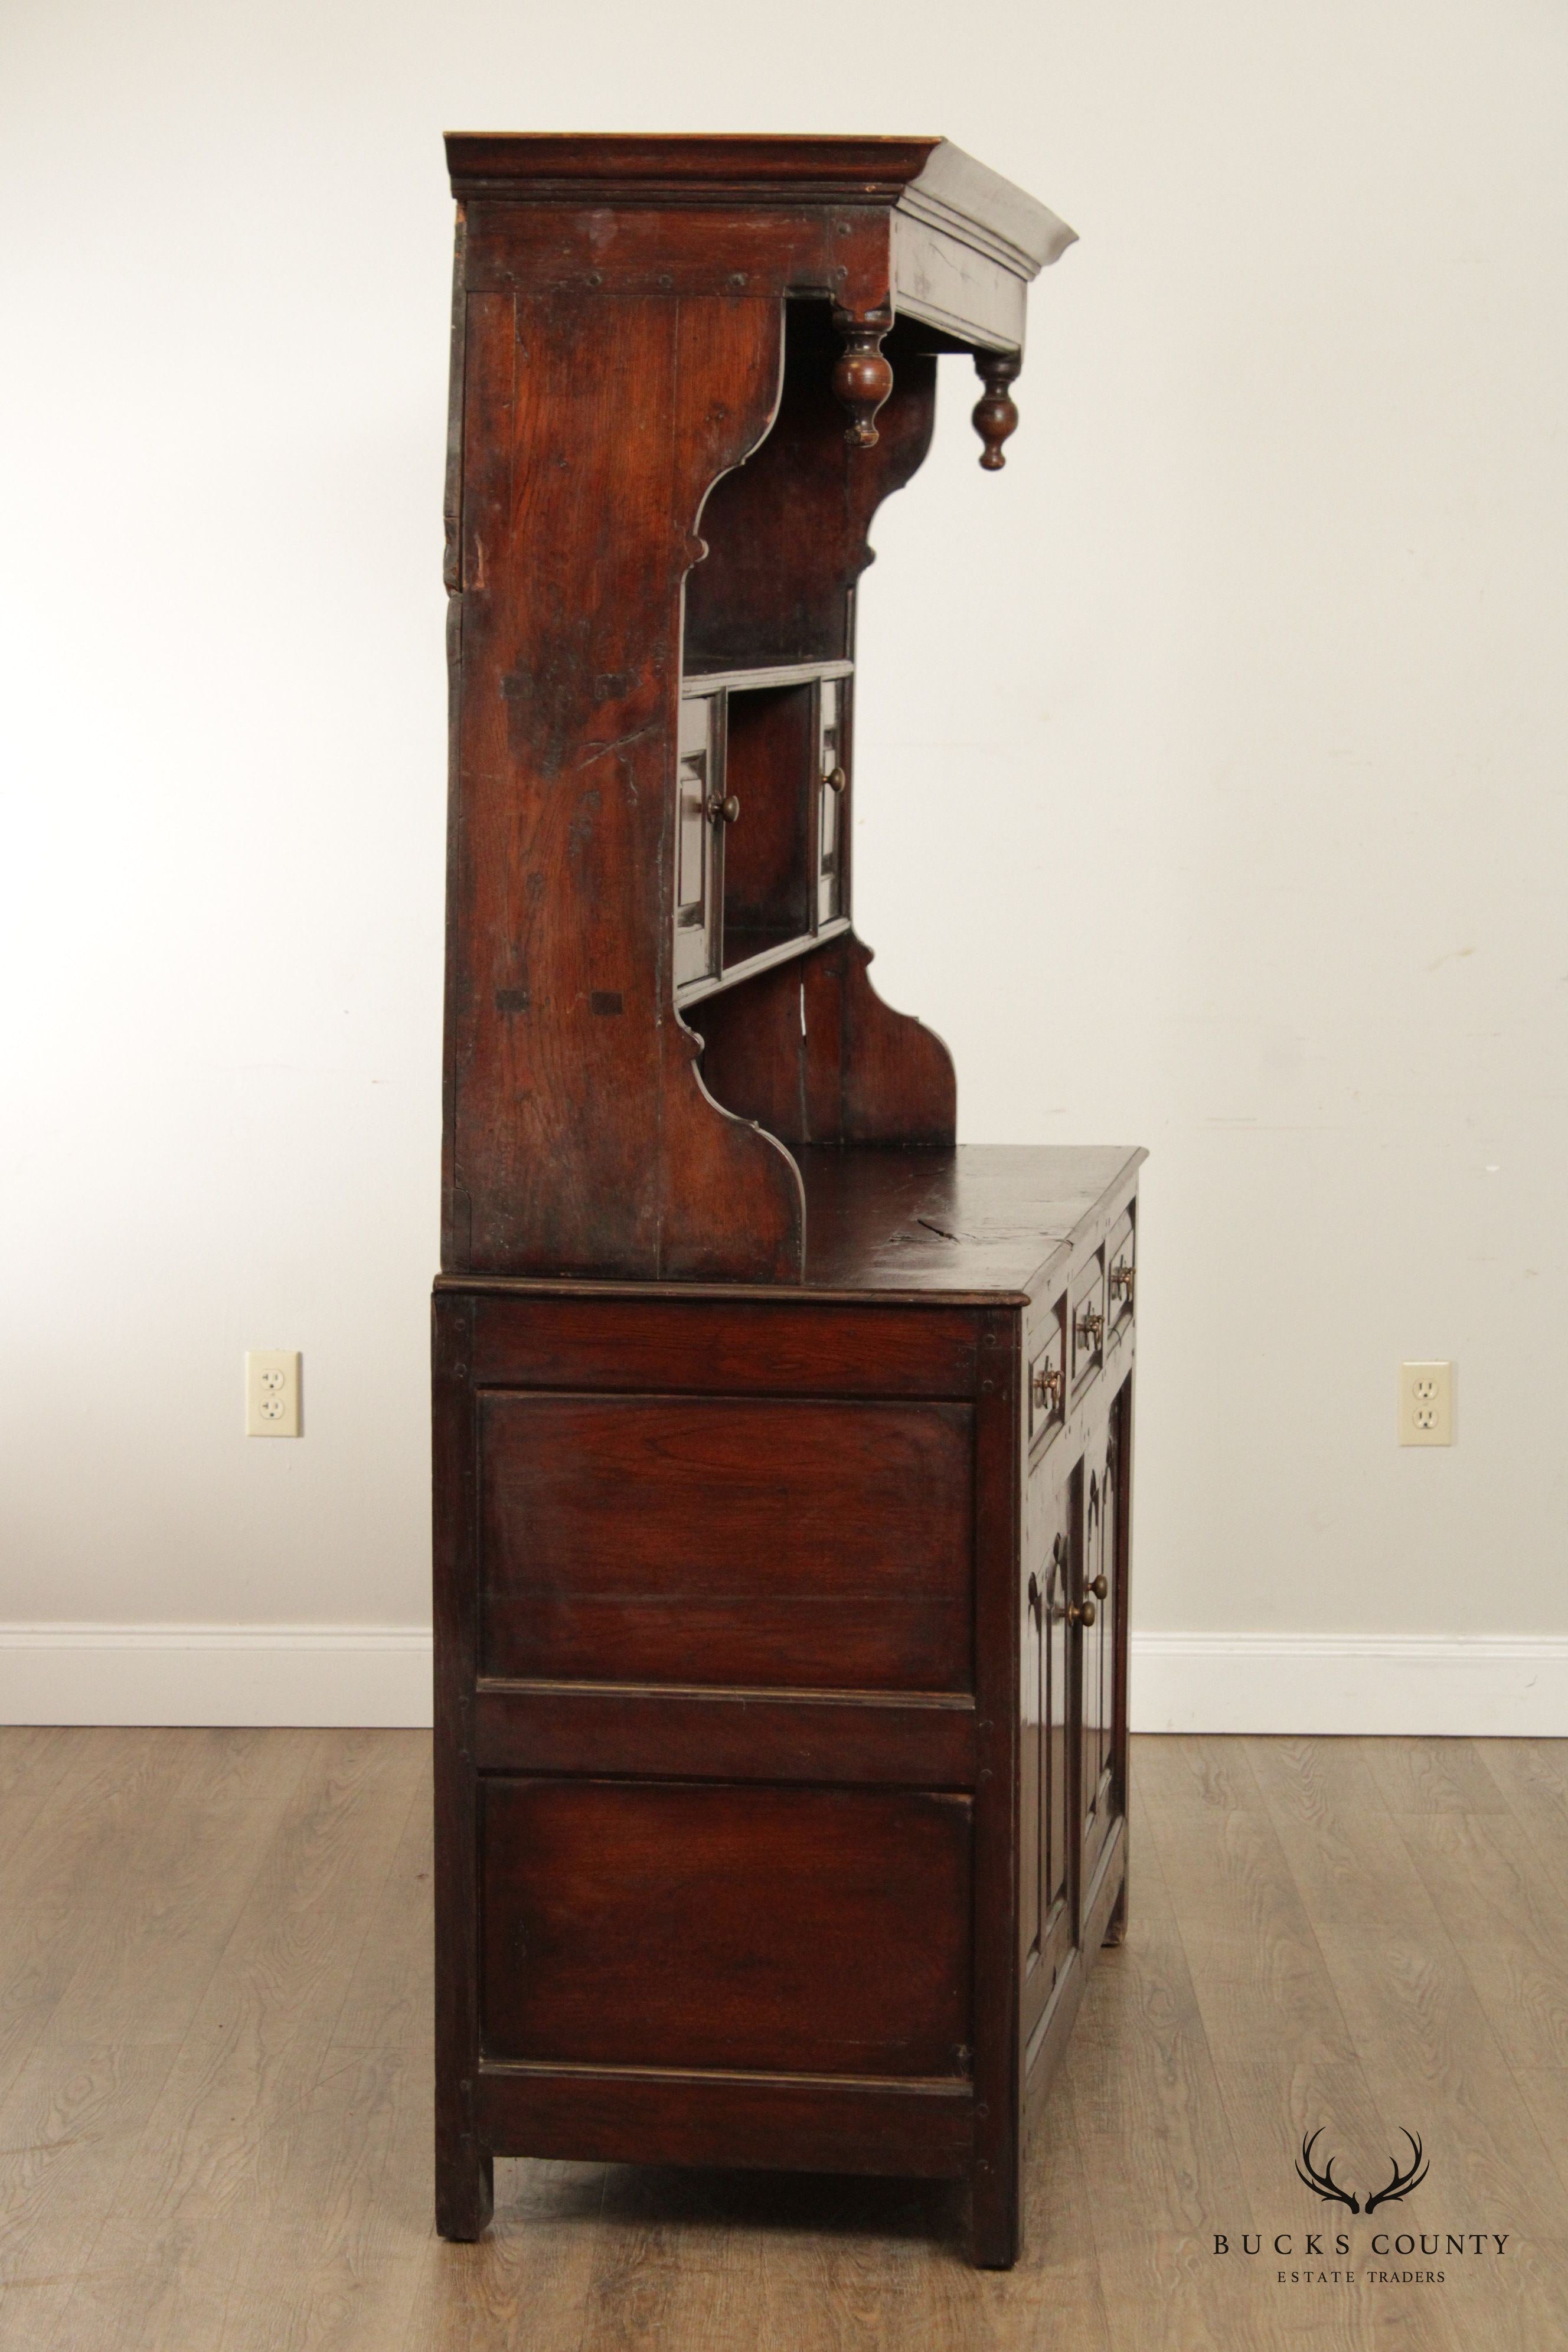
[832,312,894,449]
[972,350,1021,471]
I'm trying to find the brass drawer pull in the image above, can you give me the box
[1090,1573,1109,1600]
[1110,1259,1135,1304]
[1076,1306,1103,1350]
[1031,1363,1063,1412]
[1068,1598,1097,1629]
[707,793,740,824]
[824,765,847,793]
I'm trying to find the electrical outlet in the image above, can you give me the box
[246,1350,301,1438]
[1399,1361,1453,1446]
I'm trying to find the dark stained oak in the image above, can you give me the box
[431,132,1129,2274]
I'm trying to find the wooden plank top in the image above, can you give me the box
[443,135,1074,279]
[438,1144,1144,1304]
[792,1143,1144,1296]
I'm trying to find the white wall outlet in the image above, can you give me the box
[246,1350,301,1438]
[1399,1361,1453,1446]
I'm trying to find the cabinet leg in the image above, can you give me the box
[1102,1865,1129,1948]
[436,2132,494,2242]
[968,2157,1021,2269]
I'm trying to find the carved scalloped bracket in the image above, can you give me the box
[690,932,956,1150]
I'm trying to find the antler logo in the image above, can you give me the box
[1296,2129,1428,2214]
[1296,2130,1360,2211]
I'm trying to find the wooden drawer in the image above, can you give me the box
[477,1391,975,1691]
[479,1777,973,2077]
[1069,1252,1106,1396]
[1106,1207,1135,1347]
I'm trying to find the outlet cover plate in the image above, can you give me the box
[246,1350,301,1438]
[1399,1361,1453,1446]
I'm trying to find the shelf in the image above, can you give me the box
[681,658,853,697]
[677,916,852,1008]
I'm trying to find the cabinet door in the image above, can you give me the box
[1079,1389,1128,1904]
[815,677,848,926]
[674,695,720,988]
[1022,1472,1074,2043]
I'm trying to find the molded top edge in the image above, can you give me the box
[444,133,1075,275]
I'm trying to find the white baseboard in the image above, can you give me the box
[0,1625,434,1728]
[1,1625,1564,1736]
[1132,1632,1568,1737]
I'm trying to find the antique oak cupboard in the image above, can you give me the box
[432,133,1144,2270]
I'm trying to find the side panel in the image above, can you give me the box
[445,267,803,1278]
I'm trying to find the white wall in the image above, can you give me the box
[2,0,1564,1727]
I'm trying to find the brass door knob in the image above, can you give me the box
[824,765,847,792]
[1068,1598,1097,1629]
[1090,1573,1109,1600]
[707,793,740,824]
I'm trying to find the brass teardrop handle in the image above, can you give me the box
[707,794,740,824]
[824,766,847,793]
[1068,1598,1097,1628]
[1090,1573,1109,1600]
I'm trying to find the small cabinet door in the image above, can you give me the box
[815,676,848,926]
[674,694,720,988]
[1078,1381,1129,1905]
[1022,1471,1074,2043]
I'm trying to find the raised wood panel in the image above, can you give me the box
[479,1778,974,2076]
[478,1391,975,1690]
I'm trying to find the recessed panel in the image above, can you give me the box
[481,1777,973,2077]
[479,1392,975,1690]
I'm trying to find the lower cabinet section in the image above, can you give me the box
[434,1229,1136,2271]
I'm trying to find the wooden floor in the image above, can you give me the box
[1,1732,1566,2349]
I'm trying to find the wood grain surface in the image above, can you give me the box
[3,1729,1566,2348]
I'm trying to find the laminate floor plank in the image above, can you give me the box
[1246,1736,1440,1937]
[0,2040,175,2352]
[401,2160,609,2352]
[43,1727,316,2050]
[1480,1740,1568,1906]
[1391,1811,1568,2073]
[47,1730,426,2352]
[0,1731,204,2113]
[0,1727,77,1841]
[214,1755,437,2352]
[1350,1739,1509,1818]
[1142,1766,1357,2075]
